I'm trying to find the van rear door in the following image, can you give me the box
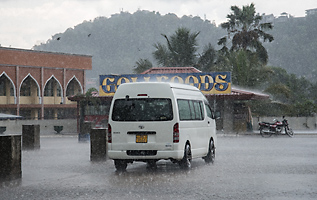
[110,98,175,151]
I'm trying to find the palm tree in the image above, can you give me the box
[133,58,153,74]
[218,3,274,64]
[134,27,218,73]
[153,27,199,67]
[196,43,217,72]
[215,3,274,87]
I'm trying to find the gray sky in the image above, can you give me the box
[1,0,316,49]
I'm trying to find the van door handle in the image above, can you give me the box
[208,121,210,124]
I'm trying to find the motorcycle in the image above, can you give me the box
[259,116,294,138]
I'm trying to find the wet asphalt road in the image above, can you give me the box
[1,134,317,200]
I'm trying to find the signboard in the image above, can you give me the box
[99,72,231,96]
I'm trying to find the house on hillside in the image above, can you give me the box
[306,8,317,16]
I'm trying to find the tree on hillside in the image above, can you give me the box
[218,3,274,64]
[216,3,274,87]
[259,66,317,116]
[266,14,317,77]
[153,27,199,67]
[133,59,153,73]
[196,43,218,72]
[134,27,218,73]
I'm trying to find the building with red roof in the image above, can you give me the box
[141,66,202,74]
[0,47,92,120]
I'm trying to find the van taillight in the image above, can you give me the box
[173,123,179,143]
[107,124,112,143]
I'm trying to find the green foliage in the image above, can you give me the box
[228,50,271,87]
[32,9,317,80]
[218,3,274,65]
[153,27,199,67]
[147,27,218,72]
[133,59,153,74]
[216,3,274,88]
[289,100,316,117]
[85,87,98,97]
[248,100,290,117]
[196,43,217,71]
[264,83,291,99]
[33,10,223,79]
[217,3,316,116]
[31,8,317,116]
[266,14,317,77]
[260,66,317,116]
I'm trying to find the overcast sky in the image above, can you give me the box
[1,0,316,49]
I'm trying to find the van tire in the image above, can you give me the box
[114,160,127,171]
[179,144,192,169]
[204,139,215,164]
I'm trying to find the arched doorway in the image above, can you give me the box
[0,72,15,106]
[19,74,40,119]
[43,76,63,104]
[43,76,63,119]
[65,76,83,104]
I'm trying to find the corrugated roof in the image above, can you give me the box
[142,67,201,74]
[206,87,269,100]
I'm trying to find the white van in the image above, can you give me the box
[107,82,217,171]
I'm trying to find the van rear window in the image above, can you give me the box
[112,98,173,121]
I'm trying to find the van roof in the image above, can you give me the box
[120,82,200,91]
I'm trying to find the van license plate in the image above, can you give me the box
[136,135,147,143]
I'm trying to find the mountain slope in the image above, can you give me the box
[34,10,224,79]
[33,10,317,82]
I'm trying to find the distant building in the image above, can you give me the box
[261,14,275,23]
[262,8,317,24]
[306,8,317,16]
[0,47,92,120]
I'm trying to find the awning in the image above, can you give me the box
[206,87,270,100]
[0,113,23,120]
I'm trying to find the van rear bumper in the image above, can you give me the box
[108,150,184,160]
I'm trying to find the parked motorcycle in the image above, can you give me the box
[259,116,294,138]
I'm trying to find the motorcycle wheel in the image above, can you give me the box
[260,127,272,138]
[285,128,294,137]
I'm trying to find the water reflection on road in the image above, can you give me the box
[1,135,317,200]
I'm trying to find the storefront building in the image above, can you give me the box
[70,67,269,134]
[0,47,92,120]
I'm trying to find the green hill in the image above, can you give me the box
[33,10,317,82]
[33,10,224,79]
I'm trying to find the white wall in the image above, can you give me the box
[253,116,317,130]
[0,119,77,135]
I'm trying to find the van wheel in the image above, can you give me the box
[114,160,127,171]
[204,139,215,164]
[179,144,192,169]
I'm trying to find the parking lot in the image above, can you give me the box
[1,134,317,200]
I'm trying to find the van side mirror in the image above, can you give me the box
[214,111,221,119]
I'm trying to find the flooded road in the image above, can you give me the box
[1,134,317,200]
